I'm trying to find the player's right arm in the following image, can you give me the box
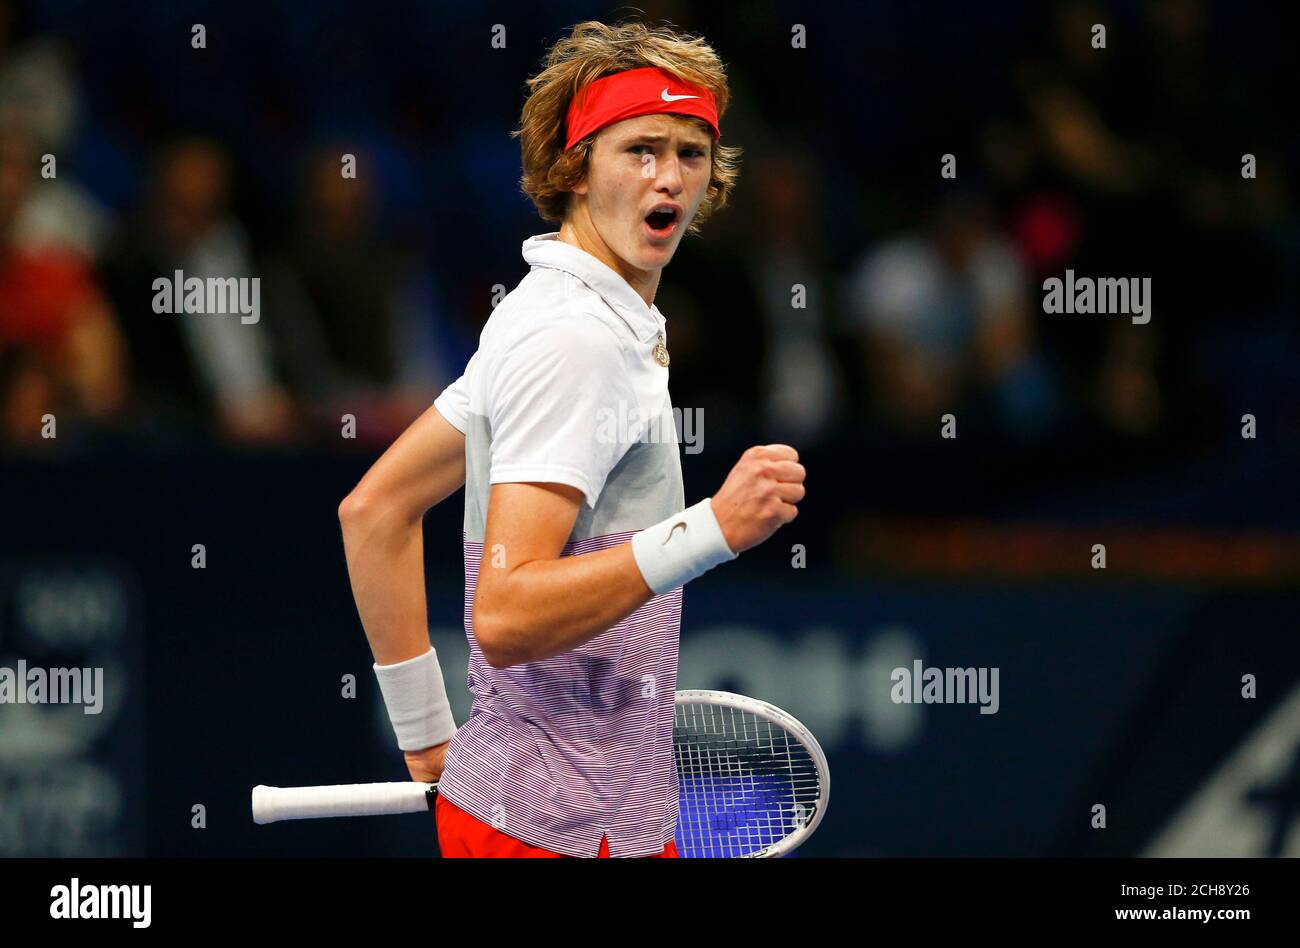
[473,444,804,668]
[339,401,466,666]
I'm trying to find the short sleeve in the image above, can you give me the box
[432,360,472,434]
[485,318,633,508]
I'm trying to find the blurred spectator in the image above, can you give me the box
[0,107,125,450]
[978,0,1279,445]
[101,138,297,446]
[262,147,449,446]
[846,194,1057,437]
[0,11,106,259]
[743,152,844,445]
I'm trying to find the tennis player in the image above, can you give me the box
[339,20,805,857]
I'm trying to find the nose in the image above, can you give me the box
[654,153,685,195]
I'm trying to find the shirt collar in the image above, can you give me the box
[521,232,666,344]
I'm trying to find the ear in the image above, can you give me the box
[570,134,598,197]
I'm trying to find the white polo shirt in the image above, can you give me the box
[431,232,686,857]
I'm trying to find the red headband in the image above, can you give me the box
[564,66,720,151]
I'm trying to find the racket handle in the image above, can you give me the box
[252,782,435,824]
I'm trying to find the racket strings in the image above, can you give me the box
[673,702,821,858]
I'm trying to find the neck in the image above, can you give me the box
[558,206,659,308]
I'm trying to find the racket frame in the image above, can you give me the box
[673,689,831,858]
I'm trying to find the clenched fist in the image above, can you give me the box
[709,444,806,554]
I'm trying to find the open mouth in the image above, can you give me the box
[645,206,680,238]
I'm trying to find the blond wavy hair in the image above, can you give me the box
[514,20,742,235]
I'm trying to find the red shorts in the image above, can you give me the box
[435,793,678,858]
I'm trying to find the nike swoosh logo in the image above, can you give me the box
[661,88,700,103]
[662,522,688,545]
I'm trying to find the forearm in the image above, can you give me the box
[475,542,653,667]
[341,506,433,665]
[343,507,459,756]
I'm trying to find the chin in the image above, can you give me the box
[631,239,677,271]
[636,250,674,272]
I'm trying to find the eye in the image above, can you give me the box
[681,147,706,159]
[629,144,654,155]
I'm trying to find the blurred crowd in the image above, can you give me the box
[0,0,1293,463]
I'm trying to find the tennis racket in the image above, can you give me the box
[253,688,830,858]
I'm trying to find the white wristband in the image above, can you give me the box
[374,647,457,752]
[631,497,737,596]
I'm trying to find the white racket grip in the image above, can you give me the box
[252,782,434,824]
